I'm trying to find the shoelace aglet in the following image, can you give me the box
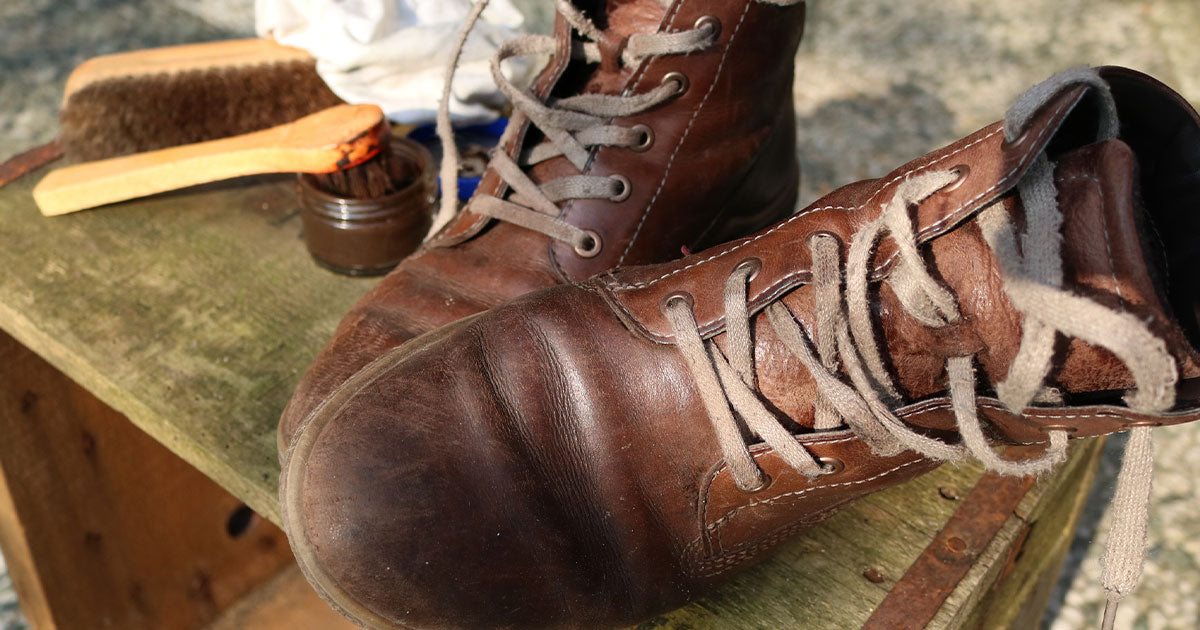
[1100,599,1118,630]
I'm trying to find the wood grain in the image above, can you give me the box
[63,39,314,106]
[635,442,1100,629]
[203,566,358,630]
[0,166,1102,627]
[0,164,378,524]
[0,329,293,629]
[33,104,385,216]
[955,437,1105,629]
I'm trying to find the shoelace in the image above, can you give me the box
[663,68,1177,630]
[429,0,718,254]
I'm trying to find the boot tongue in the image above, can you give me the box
[1024,138,1200,390]
[582,0,669,94]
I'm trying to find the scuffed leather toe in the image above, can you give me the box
[281,287,693,630]
[276,244,556,455]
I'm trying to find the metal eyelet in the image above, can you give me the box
[941,164,971,192]
[694,15,721,40]
[807,231,842,246]
[659,290,694,314]
[609,175,632,202]
[818,457,845,476]
[629,124,655,152]
[1003,126,1031,149]
[1125,420,1164,428]
[741,472,772,493]
[573,229,603,258]
[733,257,762,281]
[661,71,690,97]
[1037,424,1079,435]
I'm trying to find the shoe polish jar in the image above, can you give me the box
[297,136,435,276]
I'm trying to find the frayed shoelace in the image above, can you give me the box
[432,0,802,253]
[663,67,1176,629]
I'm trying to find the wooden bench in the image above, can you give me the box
[0,148,1103,629]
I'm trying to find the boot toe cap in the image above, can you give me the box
[281,310,606,629]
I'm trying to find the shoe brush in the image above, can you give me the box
[33,104,403,216]
[58,38,344,162]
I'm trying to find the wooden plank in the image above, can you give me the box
[203,566,357,630]
[33,104,386,216]
[929,437,1105,628]
[955,437,1106,629]
[0,166,377,524]
[862,457,1038,629]
[0,167,1106,628]
[0,329,294,629]
[0,466,54,630]
[642,441,1102,629]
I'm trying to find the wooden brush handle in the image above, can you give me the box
[34,104,385,217]
[63,39,315,106]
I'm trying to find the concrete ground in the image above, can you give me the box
[1,1,1199,629]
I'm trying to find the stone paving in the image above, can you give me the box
[0,555,20,630]
[2,1,1199,629]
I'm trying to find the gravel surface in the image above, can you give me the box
[1,2,1199,629]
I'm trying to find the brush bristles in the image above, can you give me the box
[311,133,417,200]
[59,60,343,161]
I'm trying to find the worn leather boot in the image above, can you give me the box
[283,67,1200,629]
[277,0,808,452]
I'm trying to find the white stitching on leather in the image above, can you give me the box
[688,431,857,558]
[552,0,687,277]
[616,0,754,266]
[706,458,928,533]
[609,93,1078,292]
[689,505,843,577]
[612,204,856,289]
[896,96,1071,247]
[606,127,1004,289]
[907,397,1193,421]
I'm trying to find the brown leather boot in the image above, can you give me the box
[282,67,1200,629]
[277,0,808,452]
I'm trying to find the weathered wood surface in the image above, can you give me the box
[0,164,375,524]
[0,329,295,629]
[638,440,1102,629]
[34,104,386,216]
[954,438,1105,629]
[0,166,1102,627]
[204,566,357,630]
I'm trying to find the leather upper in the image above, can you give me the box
[278,0,808,451]
[283,67,1200,630]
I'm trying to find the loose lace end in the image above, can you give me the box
[1100,598,1119,630]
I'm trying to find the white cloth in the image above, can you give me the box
[256,0,531,124]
